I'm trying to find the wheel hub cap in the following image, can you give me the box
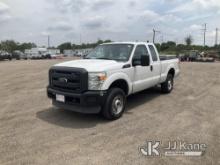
[112,96,124,115]
[168,80,172,90]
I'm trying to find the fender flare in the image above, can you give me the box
[165,64,175,76]
[101,72,132,94]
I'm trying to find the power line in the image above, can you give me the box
[152,29,160,43]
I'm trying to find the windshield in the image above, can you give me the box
[85,44,134,62]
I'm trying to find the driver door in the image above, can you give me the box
[132,45,154,93]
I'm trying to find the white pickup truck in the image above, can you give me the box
[47,42,180,120]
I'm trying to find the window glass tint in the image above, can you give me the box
[86,44,134,62]
[133,45,149,60]
[149,45,158,61]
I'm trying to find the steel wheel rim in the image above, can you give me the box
[168,79,173,90]
[112,95,124,115]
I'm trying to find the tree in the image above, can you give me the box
[167,41,176,47]
[57,42,72,53]
[1,40,18,53]
[0,40,37,53]
[160,41,176,51]
[155,43,161,51]
[185,35,193,47]
[17,42,37,52]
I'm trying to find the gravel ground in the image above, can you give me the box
[0,59,219,165]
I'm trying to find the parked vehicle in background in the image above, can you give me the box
[196,57,215,62]
[12,50,27,60]
[189,50,199,61]
[178,50,216,62]
[0,51,12,61]
[74,48,93,57]
[47,42,180,120]
[64,50,74,57]
[50,54,63,59]
[41,53,52,59]
[25,48,47,59]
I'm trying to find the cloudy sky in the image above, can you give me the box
[0,0,220,46]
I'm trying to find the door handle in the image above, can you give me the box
[150,65,153,71]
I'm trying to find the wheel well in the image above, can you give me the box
[109,79,129,95]
[168,68,175,77]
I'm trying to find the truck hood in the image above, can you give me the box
[54,59,125,72]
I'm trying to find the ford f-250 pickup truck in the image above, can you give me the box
[47,42,180,120]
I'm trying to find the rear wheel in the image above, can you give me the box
[102,88,126,120]
[161,74,174,93]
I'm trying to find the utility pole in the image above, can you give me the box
[201,23,207,47]
[80,34,82,45]
[160,35,164,44]
[215,28,218,46]
[153,29,160,43]
[47,35,50,48]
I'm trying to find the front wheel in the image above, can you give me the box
[102,88,126,120]
[161,74,174,93]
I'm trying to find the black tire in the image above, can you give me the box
[161,74,174,93]
[102,88,126,120]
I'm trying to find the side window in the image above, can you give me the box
[133,45,149,61]
[149,45,158,61]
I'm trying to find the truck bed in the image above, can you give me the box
[159,55,177,61]
[159,56,180,83]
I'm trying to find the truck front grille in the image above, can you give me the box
[49,67,88,93]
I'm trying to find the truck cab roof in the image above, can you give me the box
[101,42,154,46]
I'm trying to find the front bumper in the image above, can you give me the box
[47,87,107,114]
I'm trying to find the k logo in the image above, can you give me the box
[140,141,160,156]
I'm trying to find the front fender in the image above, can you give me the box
[101,72,132,94]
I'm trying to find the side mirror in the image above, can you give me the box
[141,55,150,66]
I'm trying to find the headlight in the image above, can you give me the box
[88,72,107,90]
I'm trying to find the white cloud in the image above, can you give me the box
[138,10,182,24]
[91,0,115,10]
[47,21,73,31]
[169,0,220,13]
[0,2,11,22]
[0,0,219,46]
[0,2,9,13]
[190,24,202,31]
[83,16,106,29]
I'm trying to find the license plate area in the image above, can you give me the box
[56,94,65,102]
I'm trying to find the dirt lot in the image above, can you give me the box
[0,59,219,165]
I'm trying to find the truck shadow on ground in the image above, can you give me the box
[36,87,162,129]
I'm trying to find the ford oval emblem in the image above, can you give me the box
[59,77,68,83]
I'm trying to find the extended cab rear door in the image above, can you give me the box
[147,44,161,85]
[132,44,155,93]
